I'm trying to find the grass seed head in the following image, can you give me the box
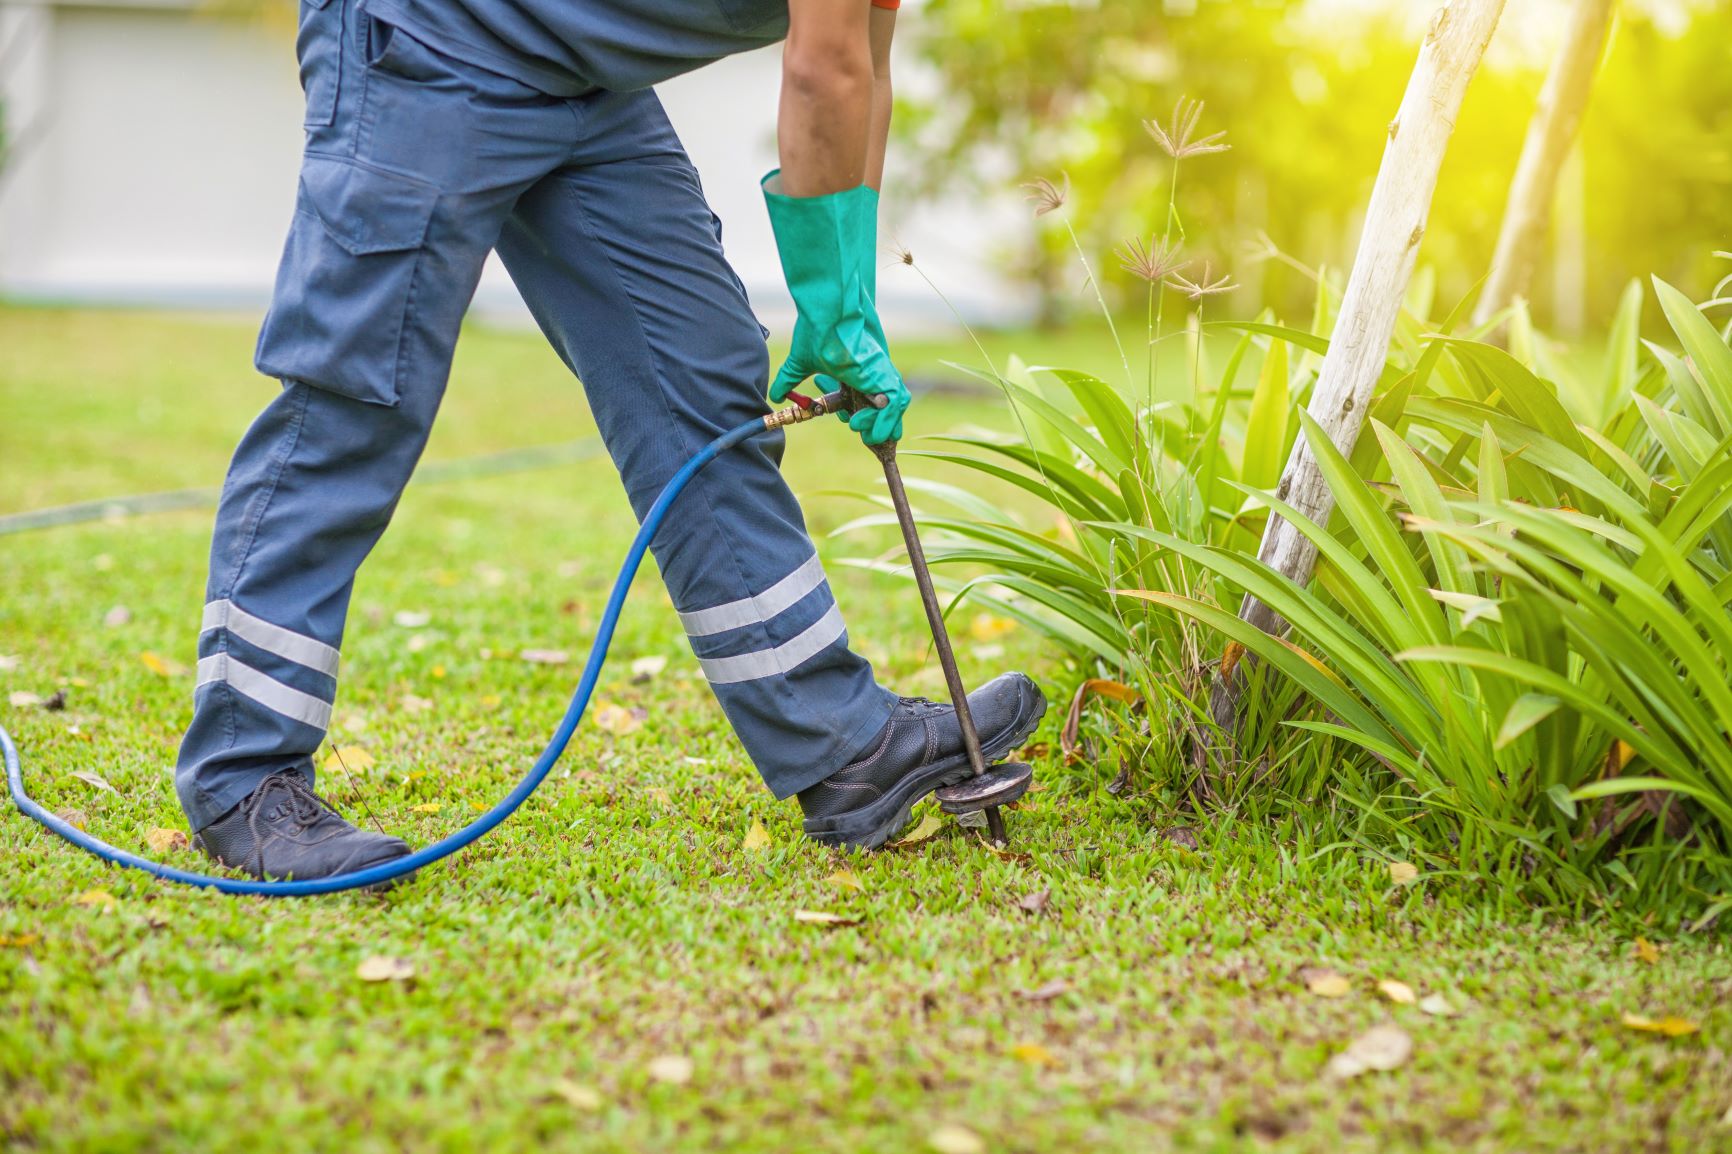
[1117,236,1189,284]
[1146,97,1231,160]
[1022,174,1070,218]
[1167,259,1238,301]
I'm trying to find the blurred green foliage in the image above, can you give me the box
[899,0,1732,330]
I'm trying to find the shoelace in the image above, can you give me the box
[244,773,335,832]
[236,773,339,875]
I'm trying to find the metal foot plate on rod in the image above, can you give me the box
[934,761,1033,815]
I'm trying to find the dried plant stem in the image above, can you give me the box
[1062,219,1133,393]
[329,743,388,837]
[1129,161,1188,667]
[1149,161,1184,418]
[897,257,1156,695]
[897,259,1114,592]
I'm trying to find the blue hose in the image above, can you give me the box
[2,414,772,896]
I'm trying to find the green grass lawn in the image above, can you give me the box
[2,307,1729,1153]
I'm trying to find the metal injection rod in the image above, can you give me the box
[832,388,1010,845]
[871,439,1010,844]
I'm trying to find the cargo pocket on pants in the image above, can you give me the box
[255,155,440,407]
[297,0,342,129]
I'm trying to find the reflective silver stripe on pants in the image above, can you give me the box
[697,603,847,685]
[201,599,340,678]
[677,553,828,638]
[196,653,333,731]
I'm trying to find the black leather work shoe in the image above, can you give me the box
[799,672,1046,850]
[193,770,413,883]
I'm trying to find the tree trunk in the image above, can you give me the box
[1206,0,1507,741]
[1472,0,1616,330]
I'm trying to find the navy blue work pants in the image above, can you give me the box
[174,0,894,829]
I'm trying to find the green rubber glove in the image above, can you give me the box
[763,171,908,446]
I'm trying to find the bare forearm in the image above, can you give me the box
[777,0,873,196]
[865,7,895,191]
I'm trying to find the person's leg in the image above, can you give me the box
[175,7,573,864]
[494,89,899,802]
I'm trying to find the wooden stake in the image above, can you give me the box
[1208,0,1508,740]
[1472,0,1616,330]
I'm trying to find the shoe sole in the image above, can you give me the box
[803,674,1048,851]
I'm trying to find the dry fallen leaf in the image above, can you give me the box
[929,1124,986,1154]
[144,828,190,854]
[793,910,860,926]
[356,955,414,983]
[410,803,442,815]
[103,606,131,627]
[548,1079,603,1111]
[1378,980,1417,1005]
[1059,677,1142,762]
[1418,993,1457,1017]
[393,610,432,628]
[0,654,20,673]
[1017,890,1051,915]
[1219,640,1246,678]
[742,821,772,852]
[979,836,1033,863]
[892,813,944,847]
[1633,938,1661,966]
[521,649,570,666]
[70,770,118,795]
[826,868,863,893]
[969,613,1016,642]
[1327,1024,1412,1078]
[593,702,642,735]
[7,691,42,708]
[400,694,434,713]
[1018,979,1071,1002]
[1387,861,1419,885]
[647,1055,694,1085]
[1622,1013,1699,1037]
[323,746,376,773]
[1157,826,1201,851]
[1010,1041,1060,1069]
[0,933,41,948]
[630,655,668,681]
[139,651,188,677]
[1303,969,1353,998]
[74,889,116,911]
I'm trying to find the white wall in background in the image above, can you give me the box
[0,0,1031,330]
[0,1,305,302]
